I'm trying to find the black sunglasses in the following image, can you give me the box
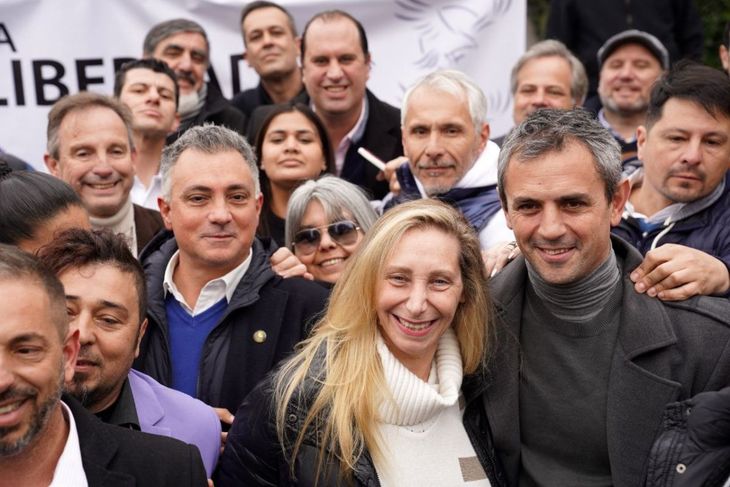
[292,220,361,255]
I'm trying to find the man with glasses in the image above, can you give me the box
[136,124,328,439]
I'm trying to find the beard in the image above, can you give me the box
[599,92,649,117]
[0,369,64,457]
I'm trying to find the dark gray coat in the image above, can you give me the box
[484,236,730,486]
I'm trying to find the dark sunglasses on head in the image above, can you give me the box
[292,220,361,254]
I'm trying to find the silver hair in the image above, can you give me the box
[285,176,378,248]
[160,124,260,201]
[143,18,209,62]
[401,69,488,128]
[509,40,588,106]
[497,108,622,204]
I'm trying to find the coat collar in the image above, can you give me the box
[63,395,136,487]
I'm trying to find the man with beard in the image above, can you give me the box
[596,30,668,172]
[115,58,180,210]
[143,18,247,140]
[37,229,221,477]
[613,62,730,301]
[384,69,513,250]
[0,245,207,487]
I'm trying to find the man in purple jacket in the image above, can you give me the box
[37,228,221,477]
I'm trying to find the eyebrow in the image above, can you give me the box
[66,294,128,313]
[9,333,50,347]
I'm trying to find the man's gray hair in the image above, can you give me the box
[143,18,209,60]
[160,124,260,201]
[401,69,488,128]
[510,40,588,106]
[498,109,622,204]
[285,176,378,248]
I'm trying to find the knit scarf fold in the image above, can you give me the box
[377,328,463,426]
[89,196,137,256]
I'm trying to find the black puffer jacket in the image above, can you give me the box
[644,387,730,486]
[215,358,507,487]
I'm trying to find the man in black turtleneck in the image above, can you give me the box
[483,108,730,487]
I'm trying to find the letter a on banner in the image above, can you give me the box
[0,23,17,52]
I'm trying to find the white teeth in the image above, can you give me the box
[0,401,23,414]
[543,248,569,255]
[90,183,115,189]
[320,258,344,267]
[398,317,433,331]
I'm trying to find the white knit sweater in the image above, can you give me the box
[374,328,491,486]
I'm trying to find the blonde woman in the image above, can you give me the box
[216,200,503,486]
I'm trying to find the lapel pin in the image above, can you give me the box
[253,330,267,343]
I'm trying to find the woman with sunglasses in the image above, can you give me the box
[216,200,503,486]
[255,102,335,247]
[285,176,378,284]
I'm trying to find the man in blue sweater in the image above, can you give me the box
[134,124,328,438]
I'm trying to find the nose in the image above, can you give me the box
[92,155,114,177]
[318,227,337,251]
[147,87,161,104]
[208,197,233,225]
[73,312,96,346]
[177,51,193,72]
[530,89,548,107]
[618,63,635,79]
[326,60,344,80]
[283,135,300,153]
[424,131,445,159]
[681,139,702,166]
[537,205,567,241]
[405,281,428,316]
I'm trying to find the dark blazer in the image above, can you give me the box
[484,237,730,486]
[247,89,402,199]
[65,395,208,486]
[132,204,164,255]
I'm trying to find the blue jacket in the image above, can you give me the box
[612,173,730,273]
[128,369,220,477]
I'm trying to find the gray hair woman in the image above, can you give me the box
[286,175,377,284]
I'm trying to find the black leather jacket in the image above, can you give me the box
[215,357,507,487]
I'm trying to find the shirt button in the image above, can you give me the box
[676,463,686,474]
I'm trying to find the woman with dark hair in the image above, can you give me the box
[254,102,335,246]
[0,162,90,252]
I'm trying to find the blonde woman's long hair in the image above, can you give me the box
[274,199,492,483]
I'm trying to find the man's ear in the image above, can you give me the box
[134,318,148,358]
[158,197,173,230]
[62,328,80,384]
[610,178,631,227]
[478,122,490,153]
[45,153,61,176]
[721,45,730,73]
[636,125,648,161]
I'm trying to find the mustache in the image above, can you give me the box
[75,346,102,366]
[0,386,37,404]
[175,70,197,85]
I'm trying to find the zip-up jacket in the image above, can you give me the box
[134,231,329,414]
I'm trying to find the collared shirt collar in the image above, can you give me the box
[49,401,88,487]
[95,377,140,430]
[162,248,253,316]
[331,95,369,175]
[131,174,163,211]
[598,108,636,144]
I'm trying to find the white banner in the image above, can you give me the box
[0,0,525,169]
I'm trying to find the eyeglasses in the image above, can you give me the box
[292,220,361,255]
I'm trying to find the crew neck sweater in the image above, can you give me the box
[373,329,490,486]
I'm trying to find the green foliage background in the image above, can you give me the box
[527,0,730,68]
